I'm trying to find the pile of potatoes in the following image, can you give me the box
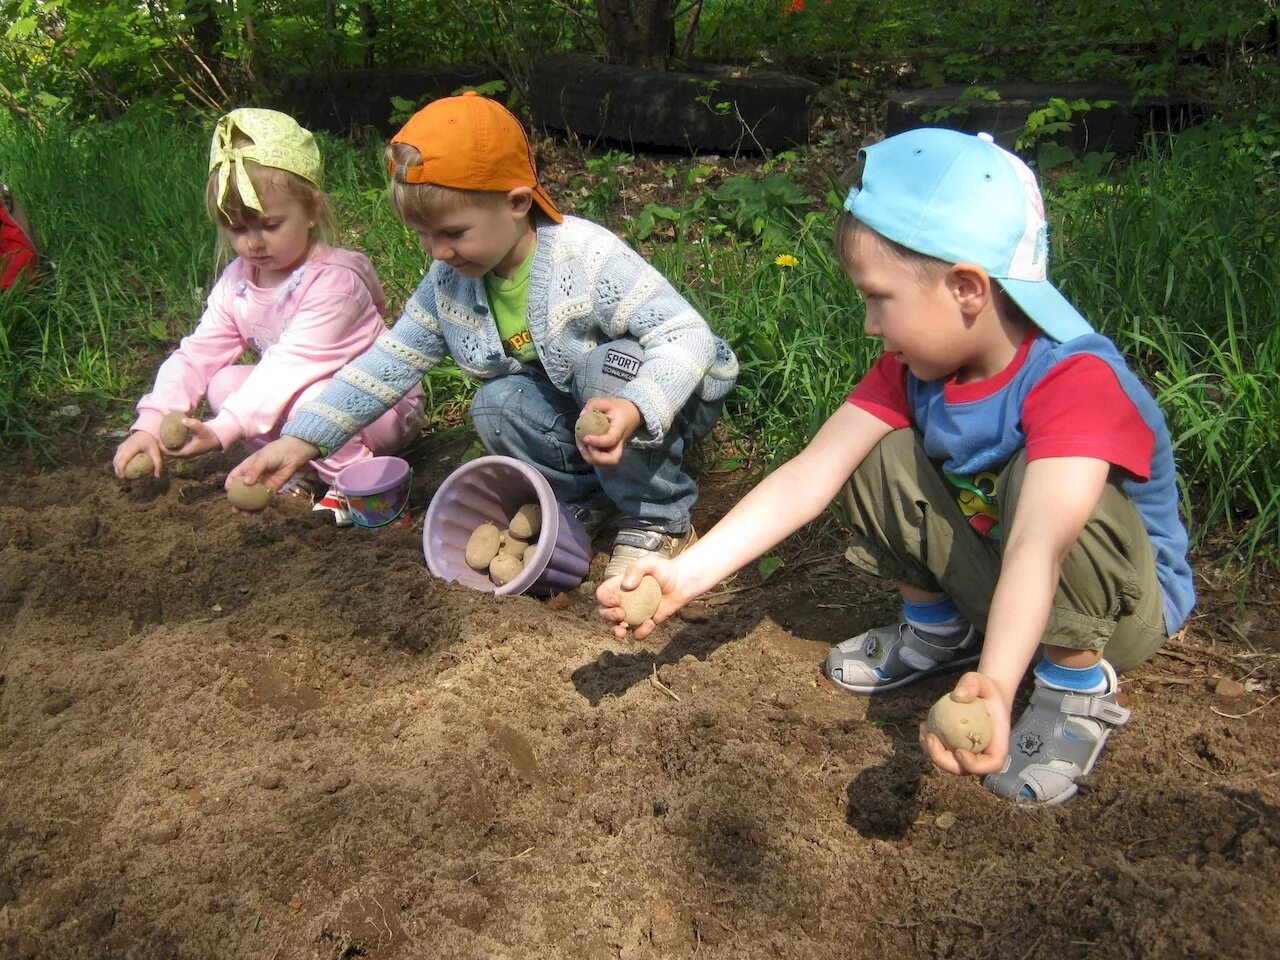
[464,503,542,587]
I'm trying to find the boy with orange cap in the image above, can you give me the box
[230,93,737,575]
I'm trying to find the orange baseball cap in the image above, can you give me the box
[389,92,562,223]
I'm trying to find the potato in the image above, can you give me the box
[574,410,609,442]
[227,477,271,512]
[498,530,528,559]
[159,412,189,450]
[124,452,155,480]
[465,522,502,571]
[619,574,662,627]
[489,552,523,587]
[926,693,993,752]
[508,502,541,540]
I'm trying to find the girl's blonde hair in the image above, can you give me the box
[203,138,335,262]
[383,141,507,229]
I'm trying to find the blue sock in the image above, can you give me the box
[903,596,969,648]
[1035,658,1108,694]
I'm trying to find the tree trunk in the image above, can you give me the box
[360,2,378,69]
[325,0,339,69]
[596,0,675,70]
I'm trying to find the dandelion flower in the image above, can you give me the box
[774,254,800,268]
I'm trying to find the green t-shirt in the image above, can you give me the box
[484,243,538,364]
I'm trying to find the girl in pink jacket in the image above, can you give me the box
[112,109,423,523]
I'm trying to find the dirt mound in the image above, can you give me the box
[1,450,1277,959]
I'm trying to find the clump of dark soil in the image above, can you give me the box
[1,435,1277,960]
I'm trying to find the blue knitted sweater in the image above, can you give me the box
[284,216,738,452]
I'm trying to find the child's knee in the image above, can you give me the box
[468,377,581,472]
[866,427,919,470]
[840,428,928,521]
[206,364,256,413]
[468,377,526,438]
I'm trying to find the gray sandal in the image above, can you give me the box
[983,660,1130,805]
[826,621,980,695]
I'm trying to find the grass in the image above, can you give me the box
[1050,131,1280,560]
[1,112,1277,563]
[0,114,209,436]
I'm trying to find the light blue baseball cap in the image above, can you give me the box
[843,127,1094,343]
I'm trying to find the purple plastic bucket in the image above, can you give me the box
[423,455,592,596]
[335,456,412,529]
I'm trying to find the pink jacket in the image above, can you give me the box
[133,247,388,450]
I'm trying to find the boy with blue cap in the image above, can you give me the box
[598,128,1194,806]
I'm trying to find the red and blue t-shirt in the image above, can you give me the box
[848,329,1194,632]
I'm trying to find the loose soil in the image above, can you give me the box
[2,432,1278,960]
[4,90,1278,958]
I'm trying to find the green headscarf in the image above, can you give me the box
[209,108,322,214]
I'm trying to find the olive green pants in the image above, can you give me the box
[839,430,1168,671]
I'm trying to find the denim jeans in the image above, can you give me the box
[468,370,721,533]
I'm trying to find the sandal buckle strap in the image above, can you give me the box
[899,623,974,663]
[1088,698,1130,726]
[1057,690,1130,726]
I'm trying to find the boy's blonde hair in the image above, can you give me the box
[835,211,953,286]
[383,141,509,229]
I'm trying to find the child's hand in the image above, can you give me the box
[596,556,684,640]
[112,430,163,479]
[576,398,642,466]
[163,418,222,459]
[226,436,320,498]
[918,671,1011,776]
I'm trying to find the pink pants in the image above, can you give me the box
[207,365,425,484]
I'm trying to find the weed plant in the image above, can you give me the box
[0,114,209,438]
[1,113,1276,562]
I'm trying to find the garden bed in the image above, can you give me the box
[0,439,1276,959]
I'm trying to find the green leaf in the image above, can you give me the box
[6,15,37,40]
[757,555,783,582]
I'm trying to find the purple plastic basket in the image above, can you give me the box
[335,456,412,529]
[423,455,592,596]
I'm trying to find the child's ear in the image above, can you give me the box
[948,263,993,317]
[506,186,534,218]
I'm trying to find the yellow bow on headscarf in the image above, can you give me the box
[209,108,323,214]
